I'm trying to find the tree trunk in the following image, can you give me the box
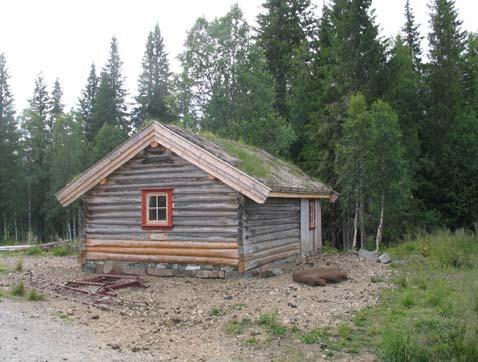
[14,213,18,241]
[3,213,7,241]
[359,199,366,249]
[352,201,359,249]
[28,178,32,243]
[375,191,385,253]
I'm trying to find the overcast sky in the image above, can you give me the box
[1,0,477,111]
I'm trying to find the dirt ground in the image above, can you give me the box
[0,253,390,361]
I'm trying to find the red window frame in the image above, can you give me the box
[309,200,316,230]
[141,188,173,229]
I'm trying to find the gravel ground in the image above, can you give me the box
[0,253,390,361]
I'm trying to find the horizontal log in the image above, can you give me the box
[85,252,239,267]
[242,249,299,271]
[244,217,300,227]
[240,238,299,254]
[88,189,238,197]
[86,239,238,249]
[109,171,208,181]
[88,210,238,218]
[245,229,300,244]
[87,217,239,227]
[86,233,237,242]
[85,225,238,235]
[241,243,299,261]
[245,223,299,237]
[85,246,239,259]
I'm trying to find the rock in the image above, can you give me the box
[287,302,297,308]
[261,268,283,278]
[358,249,379,262]
[91,315,99,320]
[110,344,120,350]
[292,268,347,286]
[378,253,391,264]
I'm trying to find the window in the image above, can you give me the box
[141,188,173,228]
[309,200,316,230]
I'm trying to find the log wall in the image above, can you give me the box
[82,146,240,267]
[239,197,301,271]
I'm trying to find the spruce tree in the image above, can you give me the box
[419,0,467,226]
[22,75,52,240]
[403,0,423,71]
[50,78,64,119]
[134,24,172,128]
[91,37,129,137]
[257,0,316,119]
[78,63,99,141]
[0,54,20,240]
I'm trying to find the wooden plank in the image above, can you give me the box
[245,229,300,244]
[269,192,332,199]
[85,252,239,267]
[85,246,239,259]
[85,234,237,242]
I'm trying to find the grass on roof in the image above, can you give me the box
[201,132,270,179]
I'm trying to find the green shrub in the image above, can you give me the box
[11,282,25,297]
[25,246,44,256]
[401,294,415,308]
[27,289,46,301]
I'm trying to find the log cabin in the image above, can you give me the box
[56,122,338,278]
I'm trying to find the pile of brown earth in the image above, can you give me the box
[292,267,348,286]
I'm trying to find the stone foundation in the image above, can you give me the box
[82,260,244,279]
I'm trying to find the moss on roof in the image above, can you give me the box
[164,124,334,195]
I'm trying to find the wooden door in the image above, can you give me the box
[300,199,322,255]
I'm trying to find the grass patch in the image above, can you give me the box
[25,246,44,256]
[225,318,252,336]
[321,246,340,254]
[371,275,385,283]
[209,307,226,317]
[55,312,73,322]
[51,244,75,256]
[222,141,269,178]
[258,312,288,336]
[324,230,478,361]
[27,289,46,301]
[10,282,25,297]
[0,263,9,273]
[244,336,257,345]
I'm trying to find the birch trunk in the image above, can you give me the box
[375,191,385,252]
[359,199,366,249]
[352,201,358,249]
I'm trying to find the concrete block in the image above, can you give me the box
[224,271,244,280]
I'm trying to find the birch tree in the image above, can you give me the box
[368,100,409,251]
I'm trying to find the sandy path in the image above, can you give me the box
[0,301,156,362]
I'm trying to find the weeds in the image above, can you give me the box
[209,307,226,317]
[10,282,25,297]
[0,263,9,273]
[25,246,44,256]
[52,244,74,256]
[15,258,23,272]
[27,289,46,301]
[225,318,252,336]
[371,275,385,283]
[258,312,288,336]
